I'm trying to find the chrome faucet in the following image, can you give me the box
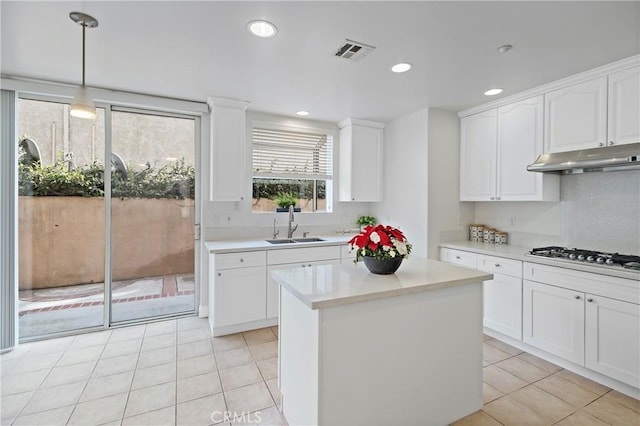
[287,205,298,238]
[272,218,280,239]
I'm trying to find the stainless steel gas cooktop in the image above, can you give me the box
[527,246,640,271]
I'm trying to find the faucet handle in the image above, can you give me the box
[303,231,309,237]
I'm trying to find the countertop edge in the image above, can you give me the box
[205,236,350,253]
[440,241,640,281]
[304,273,493,309]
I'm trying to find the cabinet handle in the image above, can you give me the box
[455,256,461,260]
[494,263,501,267]
[608,141,615,146]
[575,295,581,300]
[240,258,244,263]
[217,272,222,277]
[490,197,495,200]
[598,142,604,147]
[587,298,594,303]
[352,197,355,201]
[496,197,501,200]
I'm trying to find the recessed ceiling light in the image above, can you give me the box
[296,111,310,116]
[248,20,277,38]
[484,88,503,96]
[391,62,412,73]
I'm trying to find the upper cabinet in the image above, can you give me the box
[208,97,249,202]
[338,118,384,202]
[544,77,607,153]
[545,66,640,153]
[608,67,640,146]
[460,96,559,202]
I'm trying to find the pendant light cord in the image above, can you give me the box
[81,23,86,86]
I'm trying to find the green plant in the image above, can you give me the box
[18,156,194,200]
[274,192,298,208]
[357,215,376,226]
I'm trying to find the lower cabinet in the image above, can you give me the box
[523,262,640,388]
[585,294,640,387]
[523,280,585,365]
[214,266,266,327]
[484,274,522,340]
[209,244,345,336]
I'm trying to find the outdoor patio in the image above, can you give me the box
[19,274,195,337]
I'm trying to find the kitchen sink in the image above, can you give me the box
[292,237,325,243]
[265,237,325,244]
[266,239,297,244]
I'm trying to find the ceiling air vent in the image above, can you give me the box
[334,39,375,62]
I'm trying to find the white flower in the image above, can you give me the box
[361,249,367,256]
[393,239,408,256]
[389,250,396,257]
[370,231,380,244]
[382,245,391,251]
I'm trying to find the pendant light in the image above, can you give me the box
[69,12,99,119]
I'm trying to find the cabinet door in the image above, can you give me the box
[267,259,340,319]
[608,67,640,146]
[339,122,384,202]
[585,295,640,387]
[497,96,551,201]
[483,274,522,340]
[523,280,585,364]
[460,110,497,201]
[209,98,249,201]
[544,77,607,153]
[213,266,266,327]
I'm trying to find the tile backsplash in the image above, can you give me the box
[473,170,640,254]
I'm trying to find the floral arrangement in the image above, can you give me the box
[348,224,412,263]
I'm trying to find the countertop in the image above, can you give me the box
[205,235,351,254]
[440,241,640,281]
[271,257,493,309]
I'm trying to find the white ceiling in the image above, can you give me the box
[2,1,639,123]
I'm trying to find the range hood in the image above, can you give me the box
[527,143,640,174]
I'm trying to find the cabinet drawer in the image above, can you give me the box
[440,248,477,269]
[477,255,522,278]
[215,251,266,270]
[268,246,341,265]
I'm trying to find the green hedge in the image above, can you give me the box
[19,152,194,200]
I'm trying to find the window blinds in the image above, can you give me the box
[252,127,333,180]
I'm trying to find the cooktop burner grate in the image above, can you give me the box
[529,246,640,270]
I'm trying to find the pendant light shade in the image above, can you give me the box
[70,85,96,119]
[69,12,98,120]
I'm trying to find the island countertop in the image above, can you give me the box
[271,257,493,309]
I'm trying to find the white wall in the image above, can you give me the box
[372,108,429,258]
[427,109,475,259]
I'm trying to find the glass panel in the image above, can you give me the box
[18,98,105,338]
[110,110,196,322]
[252,178,329,212]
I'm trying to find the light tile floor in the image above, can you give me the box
[1,318,638,426]
[454,335,640,426]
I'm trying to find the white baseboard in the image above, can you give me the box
[198,305,208,318]
[212,318,278,337]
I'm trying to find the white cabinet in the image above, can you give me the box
[338,118,384,202]
[460,97,558,202]
[544,77,608,153]
[210,251,267,329]
[266,246,341,319]
[523,262,640,388]
[477,255,523,340]
[208,97,249,201]
[608,67,640,146]
[459,110,497,201]
[585,295,640,387]
[523,280,585,364]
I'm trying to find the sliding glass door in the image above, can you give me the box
[109,108,196,323]
[16,97,198,339]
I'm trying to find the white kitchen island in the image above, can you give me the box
[272,257,493,426]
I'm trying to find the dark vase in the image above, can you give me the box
[363,256,403,275]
